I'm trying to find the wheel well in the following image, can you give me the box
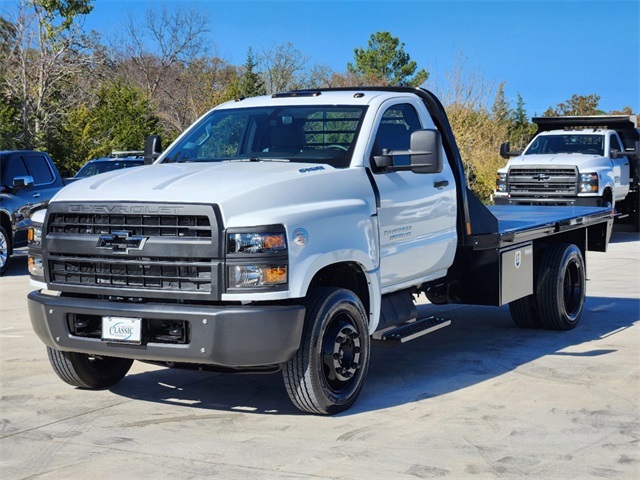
[308,262,370,318]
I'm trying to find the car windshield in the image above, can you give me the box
[75,160,143,177]
[524,134,604,156]
[161,105,368,168]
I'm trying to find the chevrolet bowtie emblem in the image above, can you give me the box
[532,173,551,181]
[97,231,147,254]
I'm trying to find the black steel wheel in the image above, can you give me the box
[47,347,133,389]
[283,287,370,415]
[0,225,10,276]
[535,244,586,331]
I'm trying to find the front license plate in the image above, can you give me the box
[102,316,142,344]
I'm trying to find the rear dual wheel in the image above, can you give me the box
[510,243,585,331]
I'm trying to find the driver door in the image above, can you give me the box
[369,101,457,292]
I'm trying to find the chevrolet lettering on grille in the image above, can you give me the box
[97,231,148,254]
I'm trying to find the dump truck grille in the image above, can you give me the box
[507,167,578,196]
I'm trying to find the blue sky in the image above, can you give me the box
[61,1,640,115]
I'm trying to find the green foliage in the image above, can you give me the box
[31,0,94,37]
[543,94,603,116]
[234,48,266,98]
[508,93,536,150]
[51,81,159,175]
[0,94,22,150]
[348,31,428,87]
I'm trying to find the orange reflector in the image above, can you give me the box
[263,234,285,250]
[263,266,287,285]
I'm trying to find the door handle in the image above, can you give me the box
[433,180,449,189]
[32,192,41,198]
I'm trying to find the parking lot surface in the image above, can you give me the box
[1,231,638,479]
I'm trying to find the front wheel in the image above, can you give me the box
[0,225,10,276]
[47,347,133,389]
[283,287,370,415]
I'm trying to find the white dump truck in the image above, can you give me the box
[495,116,639,230]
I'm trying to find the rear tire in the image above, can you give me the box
[47,347,133,389]
[535,244,586,331]
[283,287,370,415]
[509,295,542,329]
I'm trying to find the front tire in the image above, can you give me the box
[535,244,586,330]
[47,347,133,389]
[283,287,370,415]
[0,225,10,276]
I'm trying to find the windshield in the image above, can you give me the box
[162,105,368,168]
[75,160,143,177]
[524,134,604,156]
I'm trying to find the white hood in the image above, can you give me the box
[52,161,376,227]
[506,153,607,170]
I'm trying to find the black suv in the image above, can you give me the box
[0,151,66,275]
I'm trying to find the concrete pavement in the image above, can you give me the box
[1,231,638,479]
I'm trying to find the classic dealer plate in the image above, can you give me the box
[102,316,142,344]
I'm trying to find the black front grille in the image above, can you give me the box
[44,203,222,299]
[507,167,578,196]
[48,213,211,238]
[49,255,212,292]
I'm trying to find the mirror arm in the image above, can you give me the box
[373,149,436,172]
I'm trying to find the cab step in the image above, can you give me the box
[373,316,451,345]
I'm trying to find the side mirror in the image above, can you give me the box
[611,148,637,160]
[144,135,162,164]
[372,129,443,174]
[499,141,522,159]
[409,129,442,174]
[12,176,35,189]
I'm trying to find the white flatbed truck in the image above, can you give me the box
[27,88,613,414]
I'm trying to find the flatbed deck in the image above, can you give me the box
[470,205,613,249]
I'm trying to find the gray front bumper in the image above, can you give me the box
[28,291,305,367]
[494,196,602,207]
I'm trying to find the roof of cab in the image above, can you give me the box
[216,89,417,110]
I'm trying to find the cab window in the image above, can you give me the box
[373,104,422,166]
[24,155,54,185]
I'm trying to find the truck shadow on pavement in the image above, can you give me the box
[110,295,639,416]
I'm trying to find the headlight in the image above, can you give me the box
[28,222,44,280]
[226,227,288,291]
[228,265,287,288]
[228,232,286,254]
[28,225,42,247]
[496,172,507,192]
[28,256,44,277]
[579,172,598,193]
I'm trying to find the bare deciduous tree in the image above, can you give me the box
[258,42,310,94]
[119,6,209,98]
[0,0,98,148]
[430,54,507,202]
